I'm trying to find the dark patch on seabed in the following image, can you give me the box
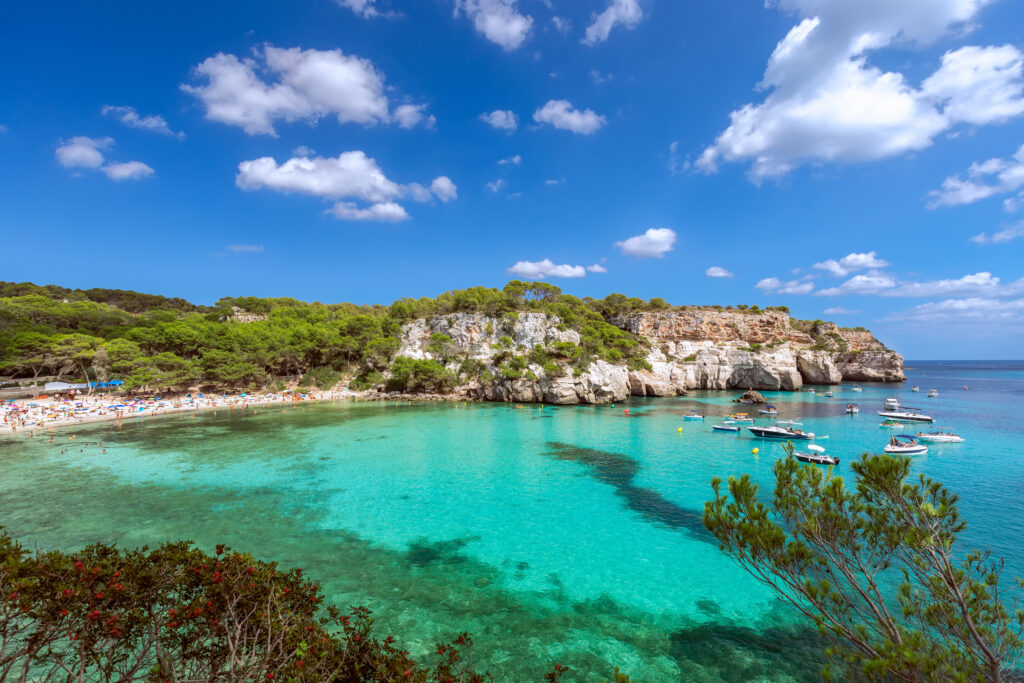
[669,620,828,682]
[403,535,481,567]
[544,441,713,542]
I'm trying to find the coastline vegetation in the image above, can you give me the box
[0,280,805,395]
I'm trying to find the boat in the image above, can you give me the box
[845,403,859,414]
[748,425,814,440]
[712,424,741,433]
[758,405,778,416]
[912,386,920,392]
[884,397,900,410]
[684,410,704,421]
[927,389,939,398]
[794,444,839,466]
[851,385,862,392]
[726,412,753,423]
[915,430,964,443]
[877,410,934,423]
[823,391,834,398]
[879,419,904,428]
[884,435,928,454]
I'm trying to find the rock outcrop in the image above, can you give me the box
[392,308,903,405]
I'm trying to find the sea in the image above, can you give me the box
[1,360,1022,680]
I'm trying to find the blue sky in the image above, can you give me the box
[2,0,1023,358]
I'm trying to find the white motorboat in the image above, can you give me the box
[877,410,934,423]
[927,389,939,398]
[884,435,928,455]
[726,413,754,423]
[851,385,863,392]
[911,386,920,392]
[748,425,814,440]
[884,397,900,410]
[845,403,859,414]
[915,430,964,443]
[795,444,839,466]
[684,410,704,421]
[758,405,778,416]
[712,424,741,433]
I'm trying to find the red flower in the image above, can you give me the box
[60,609,69,617]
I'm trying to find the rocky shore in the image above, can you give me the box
[393,309,904,405]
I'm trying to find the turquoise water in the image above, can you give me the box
[1,361,1023,680]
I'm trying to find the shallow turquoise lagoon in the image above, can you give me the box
[2,361,1023,680]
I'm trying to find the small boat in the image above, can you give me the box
[845,403,859,414]
[884,397,900,410]
[748,425,814,440]
[684,410,704,421]
[758,405,778,416]
[927,389,939,398]
[794,444,839,466]
[884,435,928,455]
[877,410,934,423]
[805,388,816,394]
[879,420,904,428]
[823,391,834,398]
[851,385,862,392]
[912,386,920,392]
[915,430,964,443]
[712,424,741,433]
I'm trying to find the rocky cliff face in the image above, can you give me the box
[394,309,904,404]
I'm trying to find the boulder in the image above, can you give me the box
[734,389,767,404]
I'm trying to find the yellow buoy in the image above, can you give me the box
[752,448,759,455]
[677,427,683,433]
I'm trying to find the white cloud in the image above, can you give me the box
[454,0,533,50]
[882,296,1024,326]
[0,124,7,134]
[927,143,1024,208]
[615,228,676,258]
[587,263,608,273]
[816,270,1024,298]
[479,109,518,131]
[533,99,606,134]
[920,45,1024,125]
[293,145,315,157]
[182,45,426,136]
[813,251,890,277]
[102,105,184,139]
[823,307,858,315]
[430,176,458,202]
[327,201,409,221]
[56,136,112,168]
[589,69,613,85]
[755,277,814,295]
[816,272,898,296]
[697,2,1024,181]
[705,266,733,278]
[393,103,435,129]
[583,0,643,46]
[101,161,155,181]
[508,259,586,278]
[551,16,571,35]
[334,0,385,18]
[971,221,1024,244]
[236,150,450,221]
[227,244,264,253]
[498,154,522,165]
[544,178,562,185]
[486,178,506,192]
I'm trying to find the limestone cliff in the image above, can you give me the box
[392,308,903,404]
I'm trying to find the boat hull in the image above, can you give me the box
[747,427,813,440]
[795,453,840,465]
[712,426,740,433]
[877,411,934,423]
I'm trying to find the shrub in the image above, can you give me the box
[299,366,342,390]
[386,357,456,393]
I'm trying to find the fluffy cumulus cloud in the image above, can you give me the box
[533,100,606,134]
[56,136,111,168]
[583,0,643,46]
[697,1,1024,181]
[486,178,505,193]
[884,297,1024,324]
[334,0,386,18]
[587,263,608,273]
[454,0,533,50]
[101,161,155,181]
[705,266,733,278]
[927,143,1024,208]
[971,221,1024,244]
[817,270,1024,297]
[755,277,814,295]
[235,151,454,221]
[479,110,518,131]
[56,136,153,181]
[813,251,890,277]
[102,105,184,139]
[507,259,586,279]
[393,104,435,129]
[615,228,676,258]
[182,45,430,136]
[498,154,522,165]
[823,306,857,315]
